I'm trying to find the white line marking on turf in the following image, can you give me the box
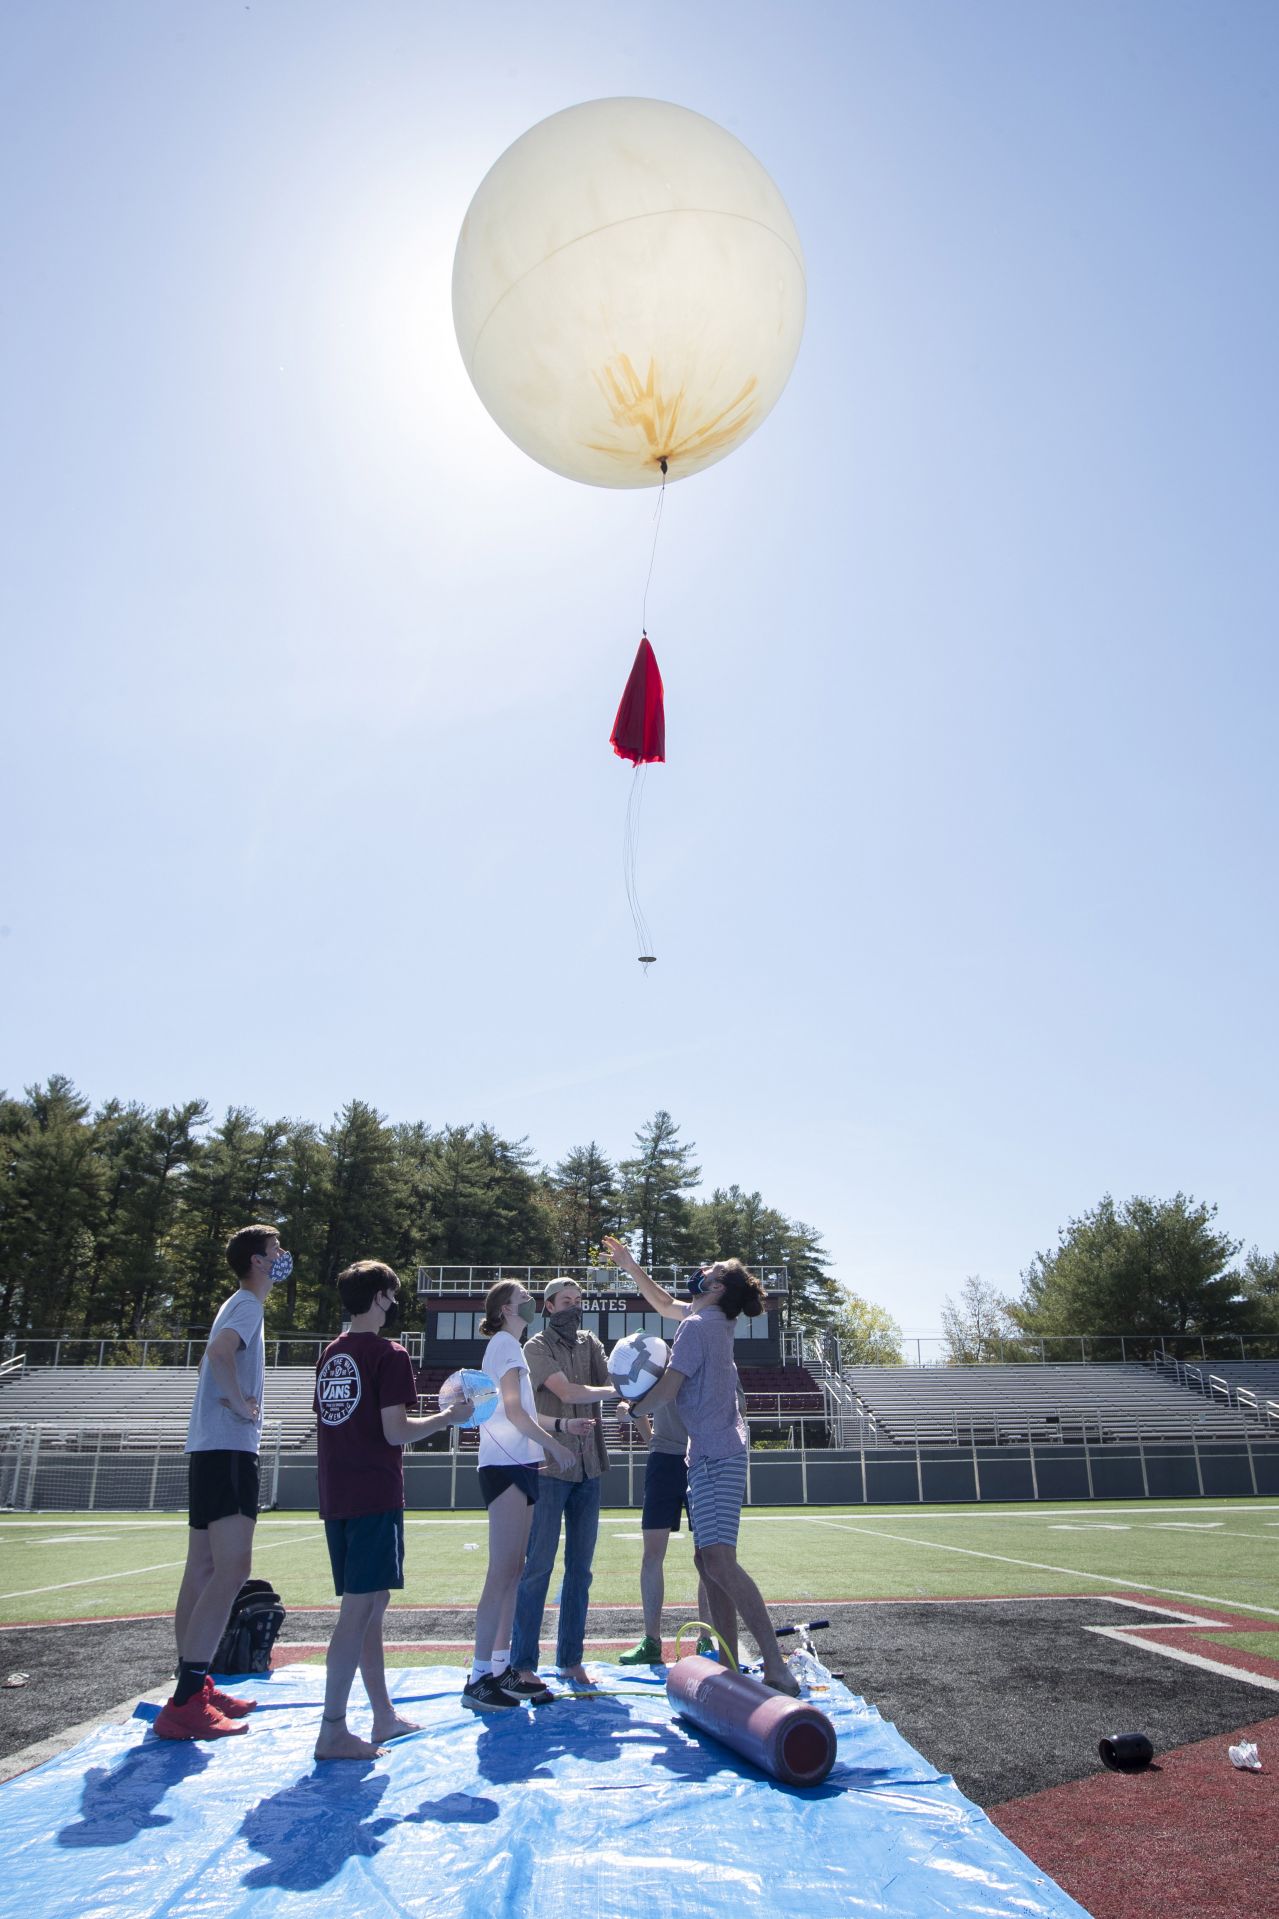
[1085,1624,1279,1694]
[19,1534,120,1547]
[799,1517,1279,1620]
[738,1504,1279,1522]
[1104,1597,1230,1626]
[0,1527,322,1602]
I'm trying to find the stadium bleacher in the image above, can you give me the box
[844,1362,1263,1446]
[0,1364,320,1448]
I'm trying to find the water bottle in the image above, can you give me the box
[786,1648,829,1692]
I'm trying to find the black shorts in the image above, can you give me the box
[188,1449,260,1530]
[641,1450,690,1533]
[478,1464,541,1508]
[324,1510,405,1595]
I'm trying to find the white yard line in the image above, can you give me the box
[799,1516,1279,1620]
[2,1503,1278,1529]
[738,1503,1279,1523]
[1103,1597,1230,1626]
[0,1527,323,1602]
[1085,1623,1279,1693]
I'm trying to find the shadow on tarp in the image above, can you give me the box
[58,1741,210,1849]
[237,1761,501,1892]
[1,1664,1092,1919]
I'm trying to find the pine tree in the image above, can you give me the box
[547,1143,620,1263]
[618,1111,701,1268]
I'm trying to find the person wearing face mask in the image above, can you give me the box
[157,1223,292,1741]
[602,1238,800,1697]
[312,1261,474,1757]
[509,1278,619,1693]
[465,1279,584,1711]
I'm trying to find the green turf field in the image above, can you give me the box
[2,1499,1277,1625]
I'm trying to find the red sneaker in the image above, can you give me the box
[153,1692,247,1741]
[204,1674,256,1717]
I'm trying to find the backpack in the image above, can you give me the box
[212,1578,286,1675]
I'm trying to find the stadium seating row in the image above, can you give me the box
[844,1362,1266,1446]
[0,1365,319,1447]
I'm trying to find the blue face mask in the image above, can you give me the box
[269,1251,293,1283]
[686,1268,709,1299]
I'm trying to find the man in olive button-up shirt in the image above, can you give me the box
[510,1280,618,1686]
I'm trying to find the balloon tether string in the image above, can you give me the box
[640,459,668,637]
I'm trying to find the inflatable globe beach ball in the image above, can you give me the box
[608,1331,669,1402]
[439,1368,499,1429]
[452,97,806,489]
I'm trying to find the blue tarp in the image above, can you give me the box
[1,1663,1091,1917]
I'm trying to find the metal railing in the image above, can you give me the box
[886,1333,1279,1367]
[0,1334,424,1370]
[414,1264,790,1296]
[858,1401,1260,1447]
[409,1408,1279,1509]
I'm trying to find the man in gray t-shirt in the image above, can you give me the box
[185,1287,265,1454]
[156,1223,288,1743]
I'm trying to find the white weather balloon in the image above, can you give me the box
[452,98,806,488]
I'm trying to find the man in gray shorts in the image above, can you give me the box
[155,1223,289,1741]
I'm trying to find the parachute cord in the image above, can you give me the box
[640,459,668,636]
[623,763,655,965]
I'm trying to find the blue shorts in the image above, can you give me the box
[687,1453,748,1549]
[324,1510,405,1595]
[641,1451,690,1533]
[478,1464,541,1508]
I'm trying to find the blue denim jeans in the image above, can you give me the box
[510,1472,602,1671]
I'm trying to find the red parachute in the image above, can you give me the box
[610,635,665,765]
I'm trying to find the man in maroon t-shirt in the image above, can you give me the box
[314,1259,470,1760]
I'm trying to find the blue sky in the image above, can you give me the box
[2,1,1276,1332]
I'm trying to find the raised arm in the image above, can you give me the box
[601,1235,689,1321]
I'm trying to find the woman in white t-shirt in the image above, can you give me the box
[464,1279,585,1712]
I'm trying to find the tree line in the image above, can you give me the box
[940,1193,1279,1363]
[0,1078,842,1341]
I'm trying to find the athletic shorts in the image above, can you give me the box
[641,1451,690,1533]
[188,1449,260,1530]
[478,1464,541,1508]
[687,1453,748,1549]
[324,1510,406,1595]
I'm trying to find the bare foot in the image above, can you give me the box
[314,1722,388,1761]
[370,1712,420,1742]
[515,1669,541,1687]
[558,1664,591,1689]
[761,1667,802,1698]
